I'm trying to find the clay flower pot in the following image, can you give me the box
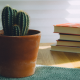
[0,29,41,78]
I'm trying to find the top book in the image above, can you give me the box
[54,23,80,35]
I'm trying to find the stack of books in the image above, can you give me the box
[51,23,80,53]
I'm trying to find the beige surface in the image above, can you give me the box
[36,43,80,68]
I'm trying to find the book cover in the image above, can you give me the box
[54,23,80,28]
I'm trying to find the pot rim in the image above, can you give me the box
[0,29,41,38]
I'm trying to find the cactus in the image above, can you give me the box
[2,6,29,36]
[16,11,29,36]
[2,5,13,35]
[12,25,20,36]
[13,9,17,24]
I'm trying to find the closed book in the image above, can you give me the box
[51,43,80,53]
[59,34,80,41]
[57,40,80,47]
[54,23,80,35]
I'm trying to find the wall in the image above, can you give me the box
[0,0,80,43]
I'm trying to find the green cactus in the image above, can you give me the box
[2,5,13,35]
[13,9,17,24]
[16,11,29,36]
[12,25,20,36]
[2,5,29,36]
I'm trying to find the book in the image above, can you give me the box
[59,34,80,41]
[51,43,80,53]
[54,23,80,35]
[57,40,80,47]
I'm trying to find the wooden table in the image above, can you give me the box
[36,43,80,68]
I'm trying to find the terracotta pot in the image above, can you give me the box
[0,29,41,78]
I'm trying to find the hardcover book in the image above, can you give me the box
[51,43,80,53]
[54,23,80,35]
[57,40,80,47]
[59,34,80,41]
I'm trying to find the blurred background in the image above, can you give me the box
[0,0,80,43]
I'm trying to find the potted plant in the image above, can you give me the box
[0,5,41,78]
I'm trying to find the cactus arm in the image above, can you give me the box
[16,11,27,36]
[16,11,29,36]
[9,8,13,35]
[2,7,8,35]
[2,5,13,35]
[23,14,29,35]
[12,25,20,36]
[13,9,17,24]
[22,12,27,35]
[25,14,29,35]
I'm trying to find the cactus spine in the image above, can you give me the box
[12,25,20,36]
[16,11,29,36]
[2,5,13,35]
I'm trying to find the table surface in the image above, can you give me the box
[36,43,80,68]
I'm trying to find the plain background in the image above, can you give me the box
[0,0,80,43]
